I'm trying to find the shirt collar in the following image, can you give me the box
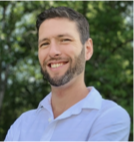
[37,87,102,120]
[82,86,102,109]
[37,92,53,115]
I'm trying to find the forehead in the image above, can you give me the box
[38,18,80,40]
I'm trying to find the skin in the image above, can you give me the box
[38,18,93,118]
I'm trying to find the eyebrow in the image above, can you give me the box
[57,34,73,38]
[38,38,48,45]
[38,34,73,45]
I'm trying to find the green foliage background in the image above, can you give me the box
[0,1,133,141]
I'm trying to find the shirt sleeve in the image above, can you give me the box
[88,105,131,141]
[4,114,23,141]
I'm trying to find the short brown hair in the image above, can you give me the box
[36,7,89,44]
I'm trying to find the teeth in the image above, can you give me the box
[51,63,63,68]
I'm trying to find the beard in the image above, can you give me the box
[41,47,85,87]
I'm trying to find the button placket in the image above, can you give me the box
[40,119,57,141]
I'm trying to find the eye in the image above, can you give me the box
[61,39,71,43]
[40,42,49,48]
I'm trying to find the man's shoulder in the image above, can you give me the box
[87,91,131,141]
[12,93,51,126]
[100,98,130,122]
[20,109,37,119]
[87,87,130,118]
[14,109,37,124]
[90,87,129,117]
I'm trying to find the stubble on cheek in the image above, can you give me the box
[40,46,85,86]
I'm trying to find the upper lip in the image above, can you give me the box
[47,60,69,66]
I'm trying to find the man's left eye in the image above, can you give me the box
[62,39,71,42]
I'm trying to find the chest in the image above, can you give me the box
[19,110,99,141]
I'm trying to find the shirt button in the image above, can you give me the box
[48,118,51,122]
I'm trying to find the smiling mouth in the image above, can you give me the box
[48,61,68,69]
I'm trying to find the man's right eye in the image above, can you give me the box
[40,43,49,48]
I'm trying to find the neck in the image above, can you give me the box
[50,73,90,118]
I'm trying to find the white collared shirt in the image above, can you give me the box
[5,87,130,141]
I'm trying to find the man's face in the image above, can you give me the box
[38,18,86,87]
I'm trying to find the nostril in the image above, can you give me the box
[55,54,60,56]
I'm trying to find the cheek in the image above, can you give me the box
[38,49,48,66]
[63,48,75,62]
[62,45,78,57]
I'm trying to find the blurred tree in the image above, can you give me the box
[0,1,133,141]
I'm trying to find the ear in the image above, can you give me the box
[84,38,93,61]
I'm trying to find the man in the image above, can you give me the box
[5,7,130,141]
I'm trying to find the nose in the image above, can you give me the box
[48,40,61,57]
